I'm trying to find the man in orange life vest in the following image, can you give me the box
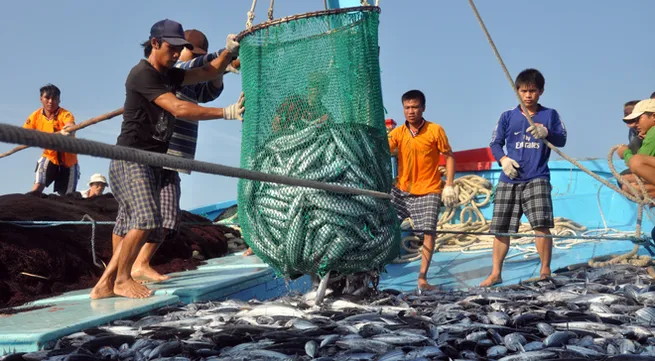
[388,90,458,290]
[23,84,80,196]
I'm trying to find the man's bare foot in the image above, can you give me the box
[90,279,115,300]
[131,266,170,283]
[418,278,437,291]
[480,274,503,287]
[540,267,551,280]
[243,248,253,256]
[114,279,153,299]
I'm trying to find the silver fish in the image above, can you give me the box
[486,345,508,358]
[497,351,557,361]
[488,311,511,326]
[305,340,318,358]
[334,339,394,354]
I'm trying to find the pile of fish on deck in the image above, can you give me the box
[8,264,655,361]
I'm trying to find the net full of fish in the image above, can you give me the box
[11,263,655,361]
[238,122,401,278]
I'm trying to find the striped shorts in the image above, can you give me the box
[390,187,442,235]
[110,160,162,241]
[35,157,80,195]
[490,178,554,234]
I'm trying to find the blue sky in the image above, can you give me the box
[0,0,652,211]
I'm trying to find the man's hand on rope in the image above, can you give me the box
[224,92,245,121]
[226,64,240,75]
[226,34,240,57]
[617,145,629,159]
[500,156,520,179]
[225,58,241,75]
[527,124,548,139]
[442,185,459,207]
[59,125,74,136]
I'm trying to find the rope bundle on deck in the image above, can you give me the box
[393,173,652,268]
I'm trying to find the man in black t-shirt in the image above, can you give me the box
[91,19,244,300]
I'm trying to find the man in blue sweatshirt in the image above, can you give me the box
[480,68,567,287]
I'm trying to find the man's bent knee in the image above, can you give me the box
[629,154,649,171]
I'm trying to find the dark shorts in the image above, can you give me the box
[110,160,162,241]
[35,157,80,195]
[490,178,554,234]
[391,187,441,235]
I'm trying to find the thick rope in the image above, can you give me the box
[246,0,257,29]
[0,107,123,160]
[268,0,274,21]
[585,146,652,268]
[0,124,391,199]
[607,145,653,205]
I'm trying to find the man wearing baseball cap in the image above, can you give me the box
[129,28,241,283]
[618,99,655,196]
[91,19,244,300]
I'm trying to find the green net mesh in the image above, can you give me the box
[237,7,400,279]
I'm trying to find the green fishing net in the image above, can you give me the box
[237,7,400,278]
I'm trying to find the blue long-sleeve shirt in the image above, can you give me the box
[165,49,226,174]
[490,104,567,183]
[174,49,225,103]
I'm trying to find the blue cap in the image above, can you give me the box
[150,19,194,50]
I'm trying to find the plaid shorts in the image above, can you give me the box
[490,178,554,234]
[391,187,441,235]
[160,170,182,232]
[110,160,163,241]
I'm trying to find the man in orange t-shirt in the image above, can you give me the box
[388,90,458,290]
[23,84,79,195]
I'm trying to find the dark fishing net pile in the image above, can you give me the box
[0,193,242,308]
